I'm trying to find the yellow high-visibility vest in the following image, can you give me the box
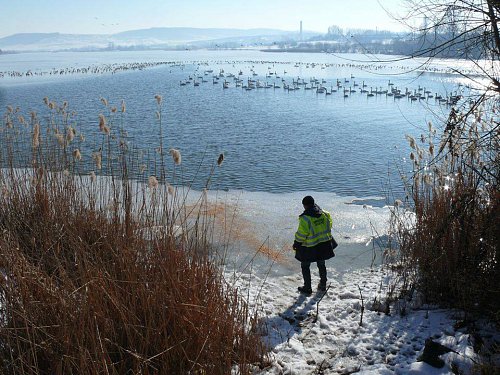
[294,210,333,247]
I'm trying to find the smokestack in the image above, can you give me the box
[300,21,303,41]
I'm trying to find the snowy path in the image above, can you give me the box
[230,267,492,375]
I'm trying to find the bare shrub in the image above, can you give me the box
[390,100,499,321]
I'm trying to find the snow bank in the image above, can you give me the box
[227,266,498,374]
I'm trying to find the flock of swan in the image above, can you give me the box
[179,63,464,106]
[0,58,466,106]
[0,61,176,78]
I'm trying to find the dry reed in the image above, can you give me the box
[390,99,499,322]
[0,98,267,374]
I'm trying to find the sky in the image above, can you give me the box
[0,0,410,38]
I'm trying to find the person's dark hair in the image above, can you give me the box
[302,196,314,206]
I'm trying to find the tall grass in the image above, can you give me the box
[390,99,499,322]
[0,99,267,374]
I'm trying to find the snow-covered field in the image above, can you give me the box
[228,266,499,374]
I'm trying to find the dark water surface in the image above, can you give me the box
[0,50,465,198]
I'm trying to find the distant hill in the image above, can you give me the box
[0,27,319,52]
[114,27,295,40]
[0,32,111,52]
[0,33,64,45]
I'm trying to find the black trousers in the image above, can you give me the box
[301,260,327,289]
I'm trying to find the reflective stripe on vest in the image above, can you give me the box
[295,211,333,247]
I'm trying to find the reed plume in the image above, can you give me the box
[217,153,224,166]
[418,149,424,160]
[73,149,82,160]
[429,143,434,155]
[98,114,110,134]
[98,114,106,132]
[56,133,65,146]
[154,94,162,105]
[32,123,40,148]
[169,148,181,165]
[405,134,416,149]
[67,126,76,142]
[93,152,102,169]
[148,176,159,189]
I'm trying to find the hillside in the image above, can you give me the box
[0,27,318,52]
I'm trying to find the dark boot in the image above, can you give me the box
[299,262,312,294]
[297,286,313,295]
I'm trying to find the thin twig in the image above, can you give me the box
[313,284,331,323]
[358,285,365,327]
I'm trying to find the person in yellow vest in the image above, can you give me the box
[293,196,336,295]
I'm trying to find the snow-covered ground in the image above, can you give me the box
[198,189,498,374]
[227,265,499,374]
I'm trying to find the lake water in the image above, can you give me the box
[0,50,471,274]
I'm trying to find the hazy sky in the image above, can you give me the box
[0,0,409,38]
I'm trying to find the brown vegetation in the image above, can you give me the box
[388,0,500,338]
[0,98,267,374]
[391,106,499,320]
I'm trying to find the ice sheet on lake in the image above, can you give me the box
[207,189,391,246]
[201,189,393,277]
